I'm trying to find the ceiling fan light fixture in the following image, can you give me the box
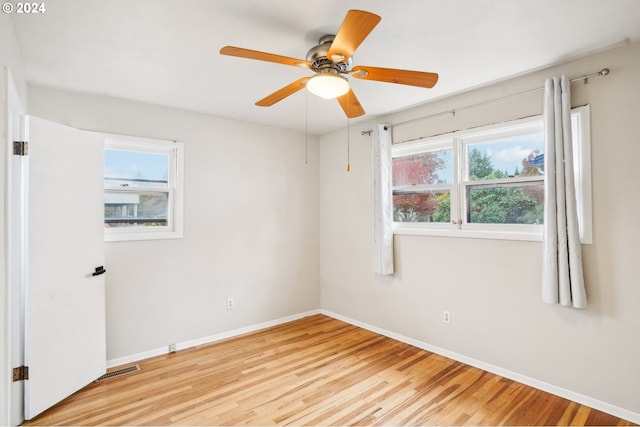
[307,72,350,99]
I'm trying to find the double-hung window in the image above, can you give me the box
[104,136,184,241]
[392,106,591,242]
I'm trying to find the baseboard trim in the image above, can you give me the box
[106,309,321,369]
[319,309,640,425]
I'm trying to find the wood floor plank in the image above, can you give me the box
[22,314,636,426]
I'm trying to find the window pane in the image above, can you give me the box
[105,149,169,188]
[393,149,452,186]
[467,181,544,224]
[104,192,168,228]
[393,191,450,223]
[467,129,544,181]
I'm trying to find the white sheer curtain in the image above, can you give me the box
[542,76,587,308]
[372,124,394,275]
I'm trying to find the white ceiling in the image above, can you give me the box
[10,0,640,135]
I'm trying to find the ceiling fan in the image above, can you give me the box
[220,9,438,118]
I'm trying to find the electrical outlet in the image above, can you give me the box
[226,297,234,310]
[443,310,451,324]
[168,343,177,353]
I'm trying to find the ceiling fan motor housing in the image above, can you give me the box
[306,35,352,74]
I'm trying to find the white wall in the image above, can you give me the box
[28,86,320,361]
[319,41,640,419]
[1,13,28,427]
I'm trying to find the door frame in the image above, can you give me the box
[4,67,26,426]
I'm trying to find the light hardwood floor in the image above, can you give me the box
[24,314,634,426]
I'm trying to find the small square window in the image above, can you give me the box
[104,137,184,241]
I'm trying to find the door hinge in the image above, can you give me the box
[13,140,28,156]
[12,366,29,382]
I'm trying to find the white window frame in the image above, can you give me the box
[392,106,592,243]
[392,137,458,232]
[104,135,184,242]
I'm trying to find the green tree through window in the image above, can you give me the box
[468,149,543,224]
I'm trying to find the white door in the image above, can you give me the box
[24,116,106,420]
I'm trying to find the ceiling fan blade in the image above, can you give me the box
[351,66,439,88]
[255,77,310,107]
[220,46,311,68]
[327,10,381,63]
[337,89,365,118]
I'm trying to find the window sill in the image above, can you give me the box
[393,223,592,244]
[105,230,183,242]
[393,223,543,242]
